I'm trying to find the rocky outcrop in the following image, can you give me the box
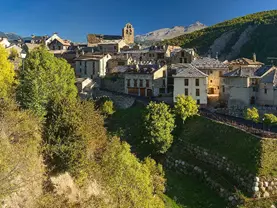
[210,30,236,58]
[226,25,258,60]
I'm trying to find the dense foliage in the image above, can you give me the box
[0,45,16,98]
[143,102,175,154]
[174,95,198,123]
[16,47,77,118]
[164,10,277,62]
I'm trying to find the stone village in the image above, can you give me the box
[2,23,277,115]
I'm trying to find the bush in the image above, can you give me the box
[101,100,115,116]
[244,107,259,123]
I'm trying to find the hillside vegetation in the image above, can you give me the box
[164,10,277,62]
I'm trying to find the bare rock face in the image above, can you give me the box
[225,25,257,60]
[49,173,105,204]
[135,21,207,42]
[50,173,80,203]
[209,31,235,58]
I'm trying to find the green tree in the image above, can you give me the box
[44,99,107,178]
[9,48,18,60]
[0,45,16,98]
[244,107,259,123]
[101,100,115,116]
[99,138,165,208]
[143,102,175,154]
[16,46,77,118]
[174,95,198,123]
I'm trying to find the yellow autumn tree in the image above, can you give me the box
[0,45,15,98]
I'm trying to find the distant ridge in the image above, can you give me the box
[135,21,206,43]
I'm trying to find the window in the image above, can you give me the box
[210,70,213,74]
[197,99,200,105]
[264,88,268,94]
[93,62,95,69]
[139,79,143,87]
[181,51,185,57]
[80,61,82,66]
[195,79,199,86]
[163,71,166,77]
[114,46,117,50]
[185,88,188,96]
[184,79,189,86]
[184,58,188,63]
[196,89,200,96]
[84,68,87,75]
[79,68,82,73]
[179,58,183,63]
[93,68,95,75]
[210,80,213,83]
[163,79,166,86]
[127,79,131,87]
[146,80,150,88]
[134,79,138,87]
[85,61,87,67]
[223,86,225,93]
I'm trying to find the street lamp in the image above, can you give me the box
[20,50,27,71]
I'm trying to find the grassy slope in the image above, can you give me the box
[165,171,227,208]
[175,116,261,174]
[107,105,277,207]
[163,10,277,62]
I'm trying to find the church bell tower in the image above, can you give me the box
[122,23,134,45]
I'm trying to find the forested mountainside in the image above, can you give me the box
[163,10,277,63]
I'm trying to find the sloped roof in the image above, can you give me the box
[229,57,264,66]
[172,63,208,78]
[124,64,161,74]
[260,68,277,85]
[223,66,274,78]
[53,37,71,46]
[192,57,228,70]
[75,54,106,61]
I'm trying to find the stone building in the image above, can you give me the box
[48,38,71,50]
[124,64,167,97]
[75,54,112,79]
[107,55,133,74]
[98,39,127,54]
[172,64,208,105]
[170,48,197,64]
[191,57,229,103]
[228,54,264,70]
[122,23,134,45]
[221,66,277,107]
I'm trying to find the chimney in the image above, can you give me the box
[135,64,139,72]
[215,52,219,60]
[253,53,257,62]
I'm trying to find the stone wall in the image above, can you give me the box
[166,156,243,206]
[172,142,277,199]
[95,90,135,109]
[100,77,125,93]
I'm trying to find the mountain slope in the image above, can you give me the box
[135,21,206,42]
[5,33,22,41]
[163,10,277,63]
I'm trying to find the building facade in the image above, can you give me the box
[124,64,167,97]
[172,64,208,105]
[75,54,112,78]
[221,66,277,107]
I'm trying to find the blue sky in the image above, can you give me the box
[1,0,277,42]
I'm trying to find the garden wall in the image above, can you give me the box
[168,116,277,198]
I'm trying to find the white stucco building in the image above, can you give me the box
[172,64,208,105]
[75,54,112,78]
